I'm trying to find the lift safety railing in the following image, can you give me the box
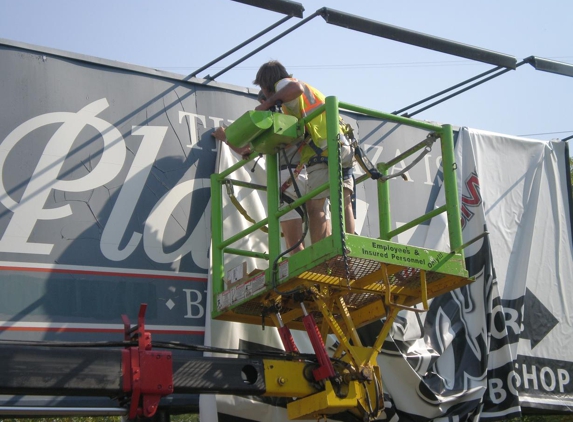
[211,96,468,316]
[210,96,474,420]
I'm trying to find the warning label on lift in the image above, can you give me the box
[217,272,266,311]
[359,241,433,267]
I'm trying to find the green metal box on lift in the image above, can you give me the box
[225,110,302,154]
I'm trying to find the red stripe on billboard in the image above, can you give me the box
[0,326,204,335]
[0,265,207,282]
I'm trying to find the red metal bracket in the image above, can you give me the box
[122,304,173,419]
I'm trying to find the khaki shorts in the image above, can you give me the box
[306,162,354,200]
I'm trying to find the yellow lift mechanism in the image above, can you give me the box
[210,97,478,421]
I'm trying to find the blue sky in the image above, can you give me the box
[1,0,572,148]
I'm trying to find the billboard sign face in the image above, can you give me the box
[0,42,224,339]
[0,39,256,409]
[1,39,573,418]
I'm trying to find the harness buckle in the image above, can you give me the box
[224,179,234,197]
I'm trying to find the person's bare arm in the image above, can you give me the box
[212,127,252,157]
[255,80,303,111]
[212,126,227,142]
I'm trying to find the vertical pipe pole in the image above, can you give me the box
[325,96,343,248]
[440,125,463,254]
[210,174,224,307]
[267,152,281,267]
[377,164,392,241]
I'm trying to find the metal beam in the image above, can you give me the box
[187,0,305,79]
[205,11,322,80]
[0,345,267,397]
[0,407,128,417]
[319,8,517,69]
[396,56,573,117]
[231,0,304,18]
[524,56,573,77]
[187,15,293,79]
[0,346,122,396]
[403,65,521,117]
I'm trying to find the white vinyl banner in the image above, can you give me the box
[201,144,322,422]
[456,128,573,414]
[202,127,573,421]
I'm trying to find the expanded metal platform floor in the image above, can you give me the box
[215,253,472,330]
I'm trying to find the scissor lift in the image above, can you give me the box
[210,97,474,421]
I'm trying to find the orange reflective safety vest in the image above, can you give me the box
[276,78,342,166]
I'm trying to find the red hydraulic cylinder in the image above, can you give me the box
[301,303,336,381]
[276,312,299,353]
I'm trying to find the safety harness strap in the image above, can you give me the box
[225,180,269,233]
[343,123,437,183]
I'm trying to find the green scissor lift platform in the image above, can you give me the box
[210,97,474,420]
